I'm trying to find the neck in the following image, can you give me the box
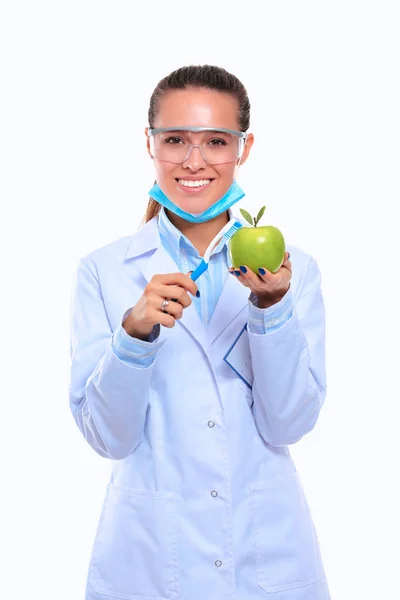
[165,209,230,257]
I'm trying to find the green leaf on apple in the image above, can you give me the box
[240,208,254,226]
[255,205,266,227]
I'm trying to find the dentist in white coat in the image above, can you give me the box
[69,64,331,600]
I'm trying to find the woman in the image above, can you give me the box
[69,64,331,600]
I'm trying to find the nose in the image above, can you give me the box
[182,144,207,170]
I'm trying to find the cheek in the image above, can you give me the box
[212,165,236,192]
[154,161,169,177]
[154,162,174,186]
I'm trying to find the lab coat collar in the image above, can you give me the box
[124,216,249,349]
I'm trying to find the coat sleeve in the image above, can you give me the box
[248,256,327,447]
[68,257,164,460]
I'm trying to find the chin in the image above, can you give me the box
[177,200,210,215]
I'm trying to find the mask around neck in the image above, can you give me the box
[148,180,245,224]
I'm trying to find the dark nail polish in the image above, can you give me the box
[287,252,291,259]
[258,268,266,275]
[240,266,247,274]
[234,270,241,276]
[229,270,235,275]
[196,290,200,298]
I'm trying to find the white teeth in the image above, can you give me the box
[178,179,211,188]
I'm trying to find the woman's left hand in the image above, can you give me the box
[228,251,292,309]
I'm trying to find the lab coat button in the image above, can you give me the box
[208,421,215,428]
[215,560,222,567]
[211,490,218,497]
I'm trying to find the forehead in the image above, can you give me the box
[154,87,240,130]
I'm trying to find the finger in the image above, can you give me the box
[153,296,184,320]
[158,312,176,329]
[165,284,188,305]
[237,265,273,290]
[257,266,292,293]
[228,266,251,287]
[282,252,292,271]
[282,262,292,273]
[153,272,199,298]
[154,283,193,309]
[256,266,275,282]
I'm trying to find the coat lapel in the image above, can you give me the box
[206,269,250,345]
[124,216,250,351]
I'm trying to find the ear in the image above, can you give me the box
[145,127,153,159]
[237,133,254,166]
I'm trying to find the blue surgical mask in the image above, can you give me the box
[148,179,245,223]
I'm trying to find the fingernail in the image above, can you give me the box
[258,268,266,275]
[229,270,235,275]
[287,253,291,259]
[240,266,247,274]
[196,290,200,298]
[234,270,241,276]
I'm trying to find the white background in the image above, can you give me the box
[1,1,399,598]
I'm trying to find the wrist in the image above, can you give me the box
[256,286,290,309]
[122,314,154,341]
[256,297,282,309]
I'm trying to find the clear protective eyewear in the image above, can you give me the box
[147,126,248,165]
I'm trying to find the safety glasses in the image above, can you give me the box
[147,126,248,165]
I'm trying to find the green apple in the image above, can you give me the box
[229,206,286,274]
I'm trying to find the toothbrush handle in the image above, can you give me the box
[190,260,208,281]
[190,219,242,282]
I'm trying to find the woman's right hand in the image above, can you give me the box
[122,272,199,340]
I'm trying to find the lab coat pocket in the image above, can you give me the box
[249,472,324,594]
[89,482,179,600]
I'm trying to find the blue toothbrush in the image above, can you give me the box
[190,218,243,281]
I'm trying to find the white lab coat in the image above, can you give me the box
[69,213,331,600]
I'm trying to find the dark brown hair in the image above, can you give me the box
[141,64,251,225]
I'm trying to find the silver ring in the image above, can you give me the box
[161,298,169,313]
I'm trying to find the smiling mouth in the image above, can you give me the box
[175,178,215,188]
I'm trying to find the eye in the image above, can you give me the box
[208,138,228,146]
[164,137,184,145]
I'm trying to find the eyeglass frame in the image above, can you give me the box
[147,126,248,164]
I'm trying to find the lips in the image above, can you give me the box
[175,178,214,193]
[175,178,215,182]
